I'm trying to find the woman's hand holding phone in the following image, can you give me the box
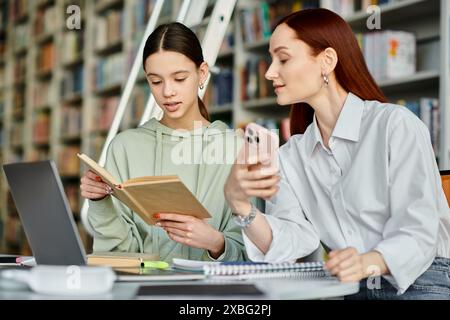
[224,123,281,216]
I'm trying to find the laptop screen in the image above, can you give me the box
[3,160,87,266]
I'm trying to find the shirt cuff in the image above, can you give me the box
[242,214,283,262]
[374,240,433,295]
[205,237,228,262]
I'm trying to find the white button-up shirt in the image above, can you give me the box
[243,92,450,294]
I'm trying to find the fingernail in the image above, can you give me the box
[154,213,160,219]
[155,222,161,227]
[95,176,102,182]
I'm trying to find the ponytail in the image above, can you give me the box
[198,96,210,121]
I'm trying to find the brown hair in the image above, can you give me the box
[143,22,210,121]
[276,9,387,135]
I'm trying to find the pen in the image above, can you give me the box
[141,260,170,269]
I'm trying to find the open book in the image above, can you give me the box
[78,153,211,225]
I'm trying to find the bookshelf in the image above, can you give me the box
[0,0,183,254]
[0,0,449,255]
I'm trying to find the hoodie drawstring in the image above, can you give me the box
[152,128,163,258]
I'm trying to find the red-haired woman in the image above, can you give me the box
[224,8,450,299]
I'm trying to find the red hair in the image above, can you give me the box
[276,9,387,135]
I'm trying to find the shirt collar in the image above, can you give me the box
[306,92,365,157]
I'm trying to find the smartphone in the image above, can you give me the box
[243,122,279,173]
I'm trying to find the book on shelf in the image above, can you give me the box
[398,98,440,156]
[357,30,416,81]
[87,251,160,268]
[58,145,81,176]
[77,153,211,225]
[95,53,126,90]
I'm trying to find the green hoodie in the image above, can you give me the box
[87,118,246,262]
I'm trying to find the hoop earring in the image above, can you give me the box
[199,83,204,90]
[323,74,329,86]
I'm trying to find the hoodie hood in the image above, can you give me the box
[140,117,230,138]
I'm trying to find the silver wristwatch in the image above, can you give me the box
[232,204,258,228]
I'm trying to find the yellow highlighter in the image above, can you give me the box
[141,260,170,269]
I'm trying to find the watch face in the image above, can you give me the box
[232,206,256,227]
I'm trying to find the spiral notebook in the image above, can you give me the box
[202,261,330,280]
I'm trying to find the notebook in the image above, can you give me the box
[202,261,329,280]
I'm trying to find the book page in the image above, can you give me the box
[77,153,119,187]
[124,180,211,225]
[125,175,179,185]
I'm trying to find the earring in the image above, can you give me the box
[199,83,204,90]
[323,74,329,86]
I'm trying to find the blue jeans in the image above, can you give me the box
[345,257,450,300]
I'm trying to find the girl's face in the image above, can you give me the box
[265,23,324,106]
[144,50,207,122]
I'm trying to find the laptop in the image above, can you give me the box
[3,160,87,266]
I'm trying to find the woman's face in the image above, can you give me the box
[265,23,323,106]
[144,50,205,121]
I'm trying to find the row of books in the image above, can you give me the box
[96,96,119,132]
[13,23,28,52]
[204,68,234,107]
[11,0,30,23]
[33,81,52,109]
[13,86,25,116]
[27,148,49,162]
[58,145,81,176]
[0,92,4,117]
[219,24,235,54]
[130,0,159,44]
[0,126,4,147]
[0,0,8,31]
[240,0,320,46]
[95,10,124,51]
[238,117,291,144]
[121,83,150,129]
[94,53,126,91]
[321,0,394,18]
[357,30,416,81]
[61,65,84,100]
[61,105,82,139]
[13,55,26,83]
[34,5,57,37]
[65,184,80,214]
[10,121,24,147]
[37,42,55,73]
[399,98,440,156]
[241,56,272,101]
[62,31,84,65]
[32,112,50,145]
[0,67,5,88]
[0,37,6,61]
[88,134,107,162]
[4,214,23,250]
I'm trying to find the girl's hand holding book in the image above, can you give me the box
[154,213,225,259]
[80,170,113,201]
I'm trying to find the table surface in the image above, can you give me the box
[0,271,359,300]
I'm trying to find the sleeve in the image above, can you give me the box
[243,152,320,262]
[87,139,144,253]
[203,201,248,262]
[374,112,441,294]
